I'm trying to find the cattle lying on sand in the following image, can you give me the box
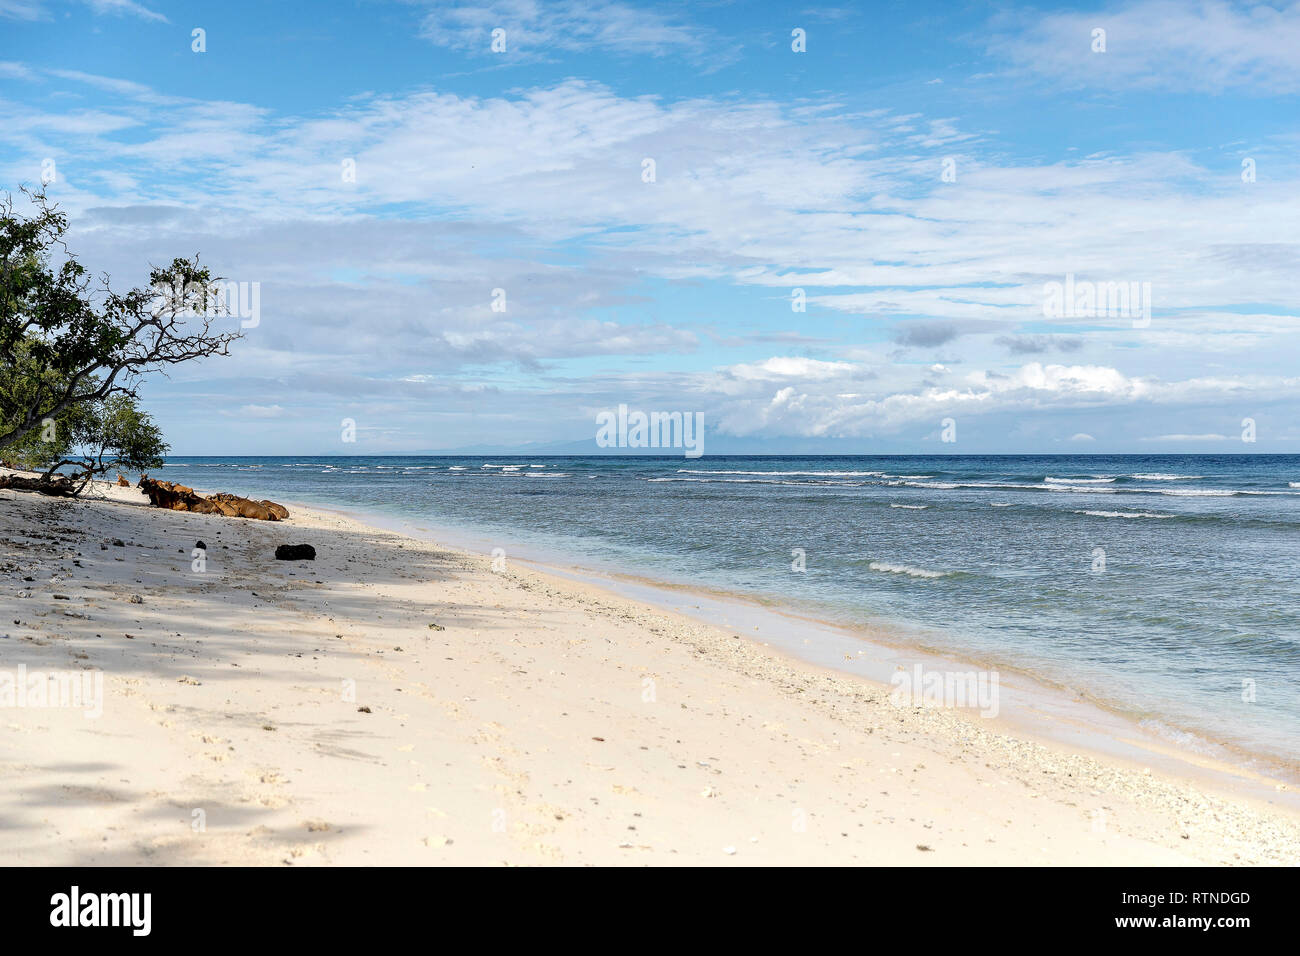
[137,477,289,521]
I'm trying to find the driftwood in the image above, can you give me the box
[0,474,82,497]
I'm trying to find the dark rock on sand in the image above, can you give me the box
[275,544,316,561]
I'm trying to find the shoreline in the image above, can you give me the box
[126,457,1300,785]
[295,496,1300,801]
[3,477,1298,864]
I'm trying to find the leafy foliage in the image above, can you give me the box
[4,390,168,493]
[0,188,240,455]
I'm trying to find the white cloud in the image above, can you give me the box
[83,0,167,22]
[1140,433,1232,441]
[695,361,1300,439]
[2,0,167,21]
[0,0,45,20]
[991,0,1300,94]
[5,65,1300,449]
[415,0,720,62]
[235,404,286,419]
[967,363,1147,399]
[9,74,1299,332]
[725,357,859,381]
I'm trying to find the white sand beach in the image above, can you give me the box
[1,476,1297,866]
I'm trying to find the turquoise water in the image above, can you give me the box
[147,454,1300,765]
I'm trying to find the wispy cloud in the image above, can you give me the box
[1140,433,1232,441]
[990,0,1300,94]
[0,0,45,19]
[996,334,1085,355]
[5,5,1300,452]
[3,0,168,22]
[83,0,166,22]
[413,0,724,63]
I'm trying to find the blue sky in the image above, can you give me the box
[2,0,1299,454]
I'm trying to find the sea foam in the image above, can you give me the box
[869,561,946,579]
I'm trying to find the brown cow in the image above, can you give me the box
[211,493,275,521]
[138,477,206,513]
[137,478,282,520]
[260,500,290,520]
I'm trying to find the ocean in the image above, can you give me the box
[146,454,1300,768]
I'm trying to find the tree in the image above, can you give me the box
[3,390,167,496]
[0,188,240,455]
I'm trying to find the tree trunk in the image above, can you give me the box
[0,474,80,496]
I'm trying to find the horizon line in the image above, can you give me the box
[157,451,1298,459]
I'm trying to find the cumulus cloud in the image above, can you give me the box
[693,361,1300,440]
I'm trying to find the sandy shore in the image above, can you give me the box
[1,477,1297,865]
